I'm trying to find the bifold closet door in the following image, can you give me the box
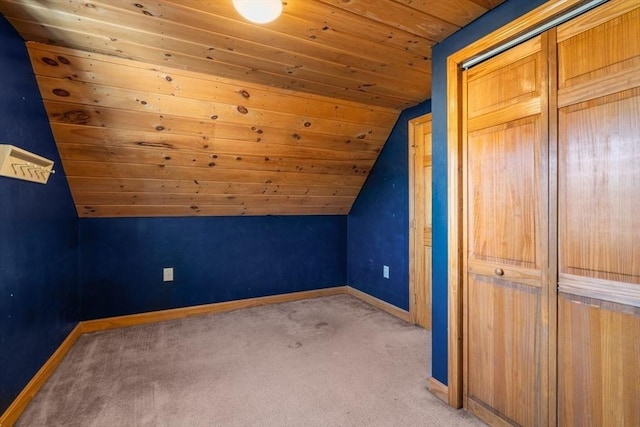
[463,34,551,426]
[556,2,640,426]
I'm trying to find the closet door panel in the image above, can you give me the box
[467,37,542,126]
[463,34,548,426]
[559,88,640,285]
[558,6,640,108]
[558,297,640,427]
[557,2,640,425]
[467,117,540,270]
[468,275,539,426]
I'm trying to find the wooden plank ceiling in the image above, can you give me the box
[0,0,505,217]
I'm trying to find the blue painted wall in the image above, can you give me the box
[0,16,80,413]
[80,216,346,319]
[430,0,547,383]
[347,101,431,310]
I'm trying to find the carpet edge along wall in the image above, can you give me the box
[430,0,548,384]
[0,15,80,414]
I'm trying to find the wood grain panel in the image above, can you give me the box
[558,295,640,427]
[118,0,431,79]
[0,0,507,110]
[418,246,432,328]
[467,116,541,269]
[14,20,412,109]
[47,115,385,154]
[557,7,640,108]
[99,0,430,80]
[466,37,541,119]
[1,0,426,103]
[392,0,489,27]
[71,192,352,207]
[78,204,350,218]
[556,0,639,43]
[420,131,433,328]
[467,97,541,135]
[29,42,396,141]
[557,4,640,426]
[559,88,640,284]
[36,77,392,139]
[27,45,398,127]
[559,274,640,308]
[24,43,388,217]
[467,0,506,9]
[467,259,541,288]
[315,0,460,41]
[467,275,539,426]
[280,2,428,57]
[558,7,639,90]
[62,161,365,187]
[164,0,429,60]
[66,177,359,198]
[56,131,378,163]
[57,143,371,176]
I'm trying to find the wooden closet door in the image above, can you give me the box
[463,34,550,426]
[556,1,640,425]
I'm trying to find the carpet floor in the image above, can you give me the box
[18,294,484,426]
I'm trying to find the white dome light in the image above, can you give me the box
[232,0,283,24]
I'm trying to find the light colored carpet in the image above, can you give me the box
[18,294,484,426]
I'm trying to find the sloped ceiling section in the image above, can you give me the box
[26,43,394,217]
[0,0,505,217]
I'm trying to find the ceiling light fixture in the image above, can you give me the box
[232,0,283,24]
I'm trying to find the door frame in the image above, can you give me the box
[408,113,432,328]
[445,0,585,414]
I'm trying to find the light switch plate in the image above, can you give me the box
[163,267,174,282]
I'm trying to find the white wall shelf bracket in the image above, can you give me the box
[0,144,55,184]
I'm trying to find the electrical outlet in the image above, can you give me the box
[163,267,174,282]
[383,265,390,279]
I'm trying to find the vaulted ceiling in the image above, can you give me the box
[0,0,505,217]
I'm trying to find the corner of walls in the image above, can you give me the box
[347,100,431,311]
[430,0,549,385]
[0,15,80,413]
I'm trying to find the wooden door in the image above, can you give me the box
[556,2,640,425]
[462,35,551,426]
[409,113,432,329]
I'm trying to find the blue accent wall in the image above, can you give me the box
[347,101,431,310]
[430,0,547,383]
[0,16,80,413]
[80,216,346,319]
